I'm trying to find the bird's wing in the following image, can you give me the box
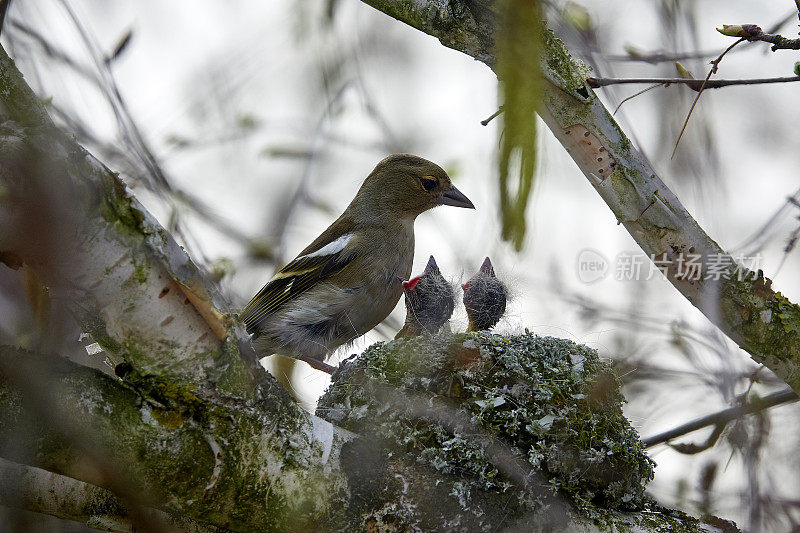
[241,222,357,332]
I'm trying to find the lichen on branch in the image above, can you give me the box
[319,332,658,528]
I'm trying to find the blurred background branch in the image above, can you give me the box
[644,387,798,448]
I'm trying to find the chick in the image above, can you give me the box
[395,256,455,338]
[462,257,507,332]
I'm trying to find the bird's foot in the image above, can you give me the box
[297,354,337,374]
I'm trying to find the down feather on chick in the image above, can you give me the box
[395,256,455,338]
[462,257,507,332]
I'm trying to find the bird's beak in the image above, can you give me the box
[423,255,440,275]
[479,257,495,276]
[438,185,475,209]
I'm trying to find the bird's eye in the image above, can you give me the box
[419,176,438,191]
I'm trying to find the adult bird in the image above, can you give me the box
[241,154,474,369]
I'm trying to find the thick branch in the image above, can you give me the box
[0,44,262,397]
[0,346,350,531]
[0,344,733,532]
[0,457,209,532]
[358,0,800,395]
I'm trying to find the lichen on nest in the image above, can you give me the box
[317,331,654,516]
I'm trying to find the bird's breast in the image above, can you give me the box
[365,227,414,301]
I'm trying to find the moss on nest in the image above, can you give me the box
[317,331,654,517]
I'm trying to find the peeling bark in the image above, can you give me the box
[358,0,800,394]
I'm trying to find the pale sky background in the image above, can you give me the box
[6,0,800,529]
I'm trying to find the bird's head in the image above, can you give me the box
[462,256,495,291]
[400,256,455,334]
[403,255,444,291]
[402,256,443,294]
[353,154,474,218]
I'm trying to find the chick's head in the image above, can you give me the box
[463,257,508,332]
[400,256,456,336]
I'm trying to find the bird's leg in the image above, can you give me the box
[296,354,336,374]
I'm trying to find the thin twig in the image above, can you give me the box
[605,48,723,65]
[104,27,133,64]
[480,106,504,126]
[732,187,800,255]
[671,38,744,159]
[603,9,799,64]
[643,387,799,448]
[588,75,800,90]
[724,24,800,51]
[9,20,98,82]
[612,83,663,114]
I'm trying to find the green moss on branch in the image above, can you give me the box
[0,347,343,531]
[318,332,654,525]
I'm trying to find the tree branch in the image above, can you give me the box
[0,343,735,531]
[643,387,799,448]
[0,346,351,531]
[717,23,800,50]
[587,76,800,90]
[0,457,210,532]
[0,43,265,397]
[358,0,800,395]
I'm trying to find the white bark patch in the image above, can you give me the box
[67,379,112,415]
[76,227,218,379]
[310,415,334,464]
[139,405,157,426]
[204,434,223,494]
[562,124,615,179]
